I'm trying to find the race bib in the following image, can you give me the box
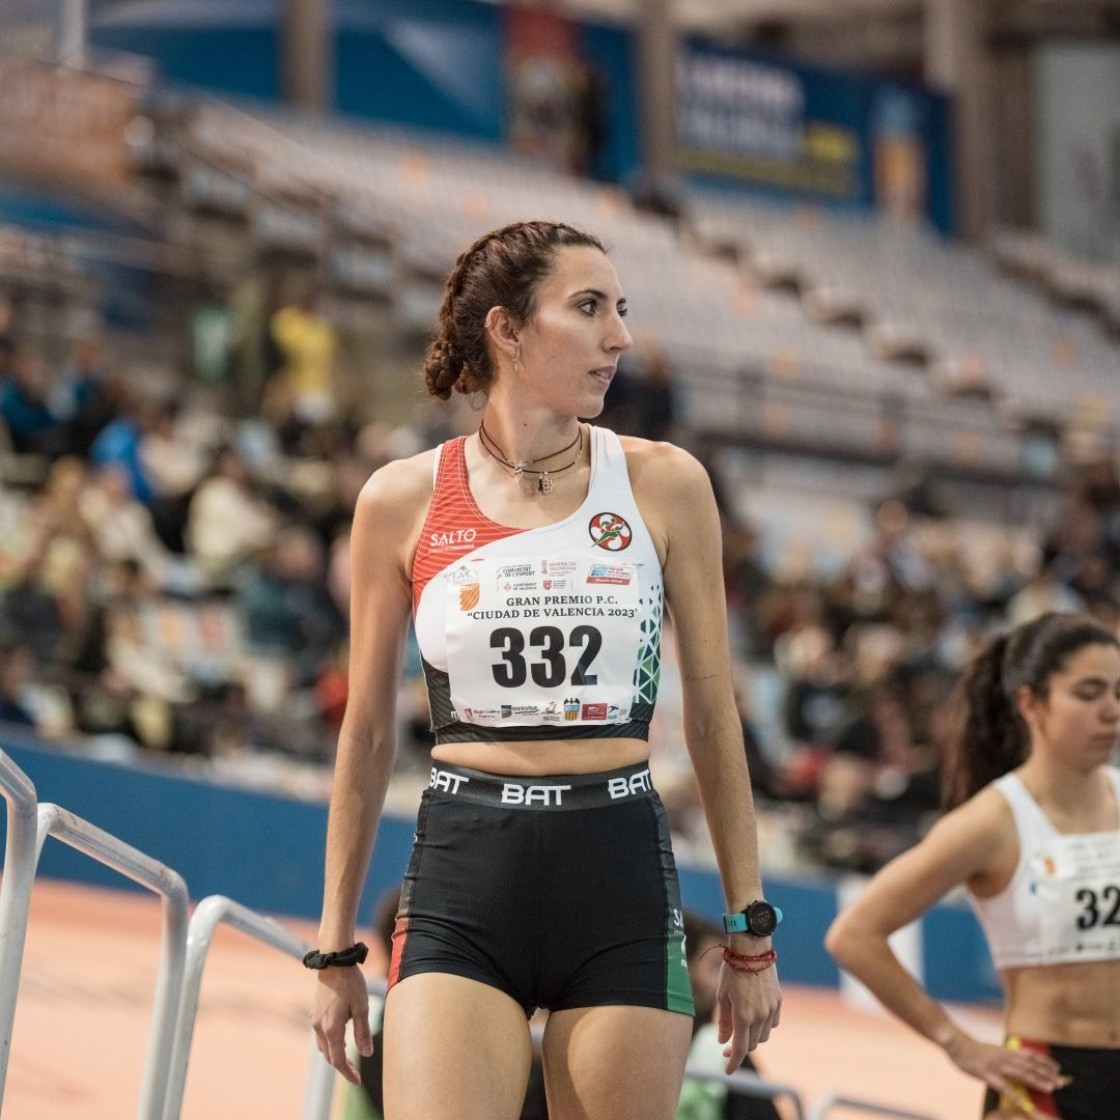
[443,554,643,728]
[1034,830,1120,963]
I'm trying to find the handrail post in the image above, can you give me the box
[0,749,39,1108]
[807,1092,938,1120]
[34,803,189,1120]
[682,1066,806,1120]
[164,894,320,1120]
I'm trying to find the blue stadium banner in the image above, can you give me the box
[676,39,953,232]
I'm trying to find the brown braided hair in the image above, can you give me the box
[942,611,1120,809]
[421,220,606,399]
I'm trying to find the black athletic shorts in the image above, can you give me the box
[981,1037,1120,1120]
[387,761,694,1019]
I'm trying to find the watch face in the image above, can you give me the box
[747,901,778,936]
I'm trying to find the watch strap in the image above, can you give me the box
[722,903,782,935]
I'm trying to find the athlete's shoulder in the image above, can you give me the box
[354,447,438,530]
[615,434,708,494]
[922,783,1018,875]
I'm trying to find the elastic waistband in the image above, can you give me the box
[426,762,655,810]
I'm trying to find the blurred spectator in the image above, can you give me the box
[186,446,279,589]
[0,346,66,458]
[94,598,194,750]
[723,518,772,658]
[0,460,99,667]
[235,523,346,683]
[80,464,180,592]
[89,393,169,506]
[844,498,932,619]
[632,338,677,442]
[265,280,338,444]
[0,642,37,727]
[0,551,66,665]
[140,398,213,554]
[50,334,120,457]
[773,600,849,748]
[1005,553,1085,627]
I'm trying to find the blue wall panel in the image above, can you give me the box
[93,28,280,100]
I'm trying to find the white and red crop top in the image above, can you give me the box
[968,767,1120,969]
[411,425,663,744]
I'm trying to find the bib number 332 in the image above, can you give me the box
[444,554,643,727]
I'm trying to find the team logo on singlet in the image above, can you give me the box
[429,527,478,551]
[588,512,632,551]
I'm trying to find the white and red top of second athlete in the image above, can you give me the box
[411,426,663,744]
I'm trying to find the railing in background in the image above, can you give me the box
[681,1067,806,1119]
[33,803,189,1120]
[0,746,190,1120]
[163,893,322,1119]
[807,1094,937,1119]
[0,747,39,1103]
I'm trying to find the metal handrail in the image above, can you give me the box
[163,893,318,1120]
[0,748,40,1107]
[34,803,189,1120]
[681,1065,806,1120]
[807,1092,938,1120]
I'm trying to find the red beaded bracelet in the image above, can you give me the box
[722,946,778,974]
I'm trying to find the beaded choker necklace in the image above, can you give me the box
[478,422,584,494]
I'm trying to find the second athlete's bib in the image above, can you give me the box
[1034,829,1120,964]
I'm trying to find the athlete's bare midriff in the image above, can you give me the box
[431,736,651,777]
[1003,960,1120,1047]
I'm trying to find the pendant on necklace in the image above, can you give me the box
[514,461,529,477]
[538,473,553,494]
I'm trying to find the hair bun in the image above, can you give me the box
[422,335,462,400]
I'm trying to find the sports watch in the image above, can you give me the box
[722,900,782,936]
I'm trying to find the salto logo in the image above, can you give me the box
[501,783,572,807]
[430,528,478,549]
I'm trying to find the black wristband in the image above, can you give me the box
[302,942,369,970]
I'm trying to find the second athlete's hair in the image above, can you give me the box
[943,611,1119,809]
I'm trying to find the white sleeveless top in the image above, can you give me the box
[968,767,1120,969]
[411,425,664,744]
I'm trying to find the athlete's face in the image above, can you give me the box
[1022,642,1120,768]
[516,246,632,417]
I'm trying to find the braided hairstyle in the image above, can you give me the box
[422,220,606,400]
[942,611,1120,809]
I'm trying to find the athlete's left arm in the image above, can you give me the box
[630,440,781,1067]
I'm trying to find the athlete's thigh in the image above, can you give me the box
[542,1004,692,1120]
[383,973,534,1120]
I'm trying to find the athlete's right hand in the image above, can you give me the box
[943,1033,1065,1099]
[311,966,373,1086]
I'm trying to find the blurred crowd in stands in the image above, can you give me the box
[2,288,1119,877]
